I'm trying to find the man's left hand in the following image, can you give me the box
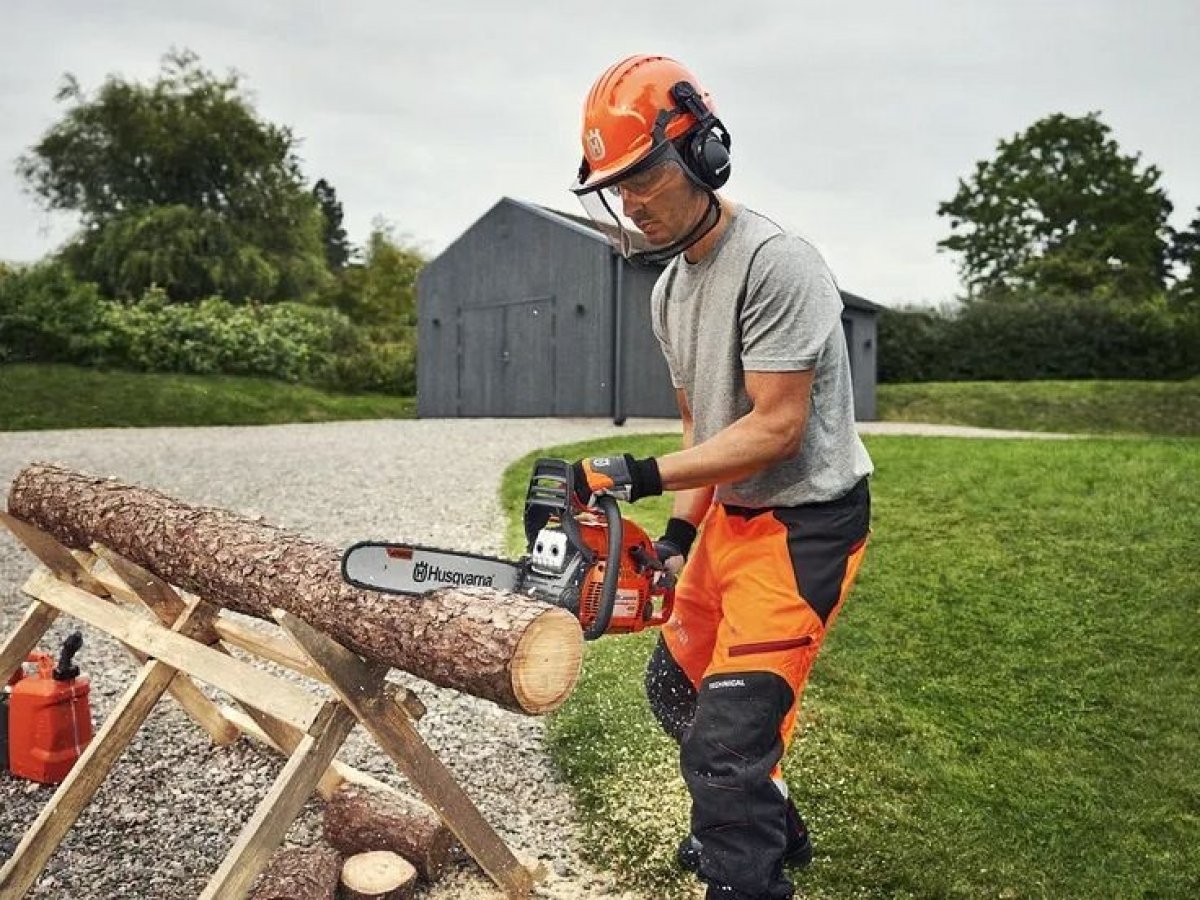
[571,454,663,505]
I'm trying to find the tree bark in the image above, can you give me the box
[6,464,582,715]
[323,785,455,882]
[340,851,417,900]
[249,844,341,900]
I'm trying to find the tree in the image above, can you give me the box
[313,178,352,271]
[1169,208,1200,307]
[324,222,423,330]
[17,49,328,302]
[937,113,1174,300]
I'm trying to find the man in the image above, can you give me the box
[568,55,874,900]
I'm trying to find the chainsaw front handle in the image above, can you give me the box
[582,493,622,641]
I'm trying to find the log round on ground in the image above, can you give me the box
[340,851,417,900]
[6,464,582,714]
[323,784,455,882]
[249,844,342,900]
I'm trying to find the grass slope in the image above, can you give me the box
[0,363,413,430]
[502,434,1200,899]
[878,379,1200,436]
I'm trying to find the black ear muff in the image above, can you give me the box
[670,81,733,189]
[689,125,732,189]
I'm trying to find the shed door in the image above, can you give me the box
[458,297,556,416]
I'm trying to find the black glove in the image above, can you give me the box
[571,454,662,505]
[653,517,697,567]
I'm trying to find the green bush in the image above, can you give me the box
[0,261,107,363]
[0,265,414,394]
[325,328,416,394]
[97,290,355,383]
[879,293,1199,382]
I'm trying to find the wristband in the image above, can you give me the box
[660,516,697,559]
[627,455,663,501]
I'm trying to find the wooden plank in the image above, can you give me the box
[0,598,58,684]
[212,619,428,720]
[89,545,188,621]
[276,610,535,900]
[21,568,325,732]
[220,704,412,802]
[218,703,339,797]
[0,511,108,596]
[164,673,240,745]
[81,549,238,745]
[198,701,358,900]
[211,618,327,682]
[93,548,337,757]
[0,597,212,898]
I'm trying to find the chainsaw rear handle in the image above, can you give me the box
[583,493,622,641]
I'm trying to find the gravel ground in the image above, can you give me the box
[0,418,678,900]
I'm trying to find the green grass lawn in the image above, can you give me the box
[0,363,414,429]
[502,434,1200,899]
[878,379,1200,436]
[4,364,1196,438]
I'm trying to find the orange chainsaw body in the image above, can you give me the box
[573,512,674,635]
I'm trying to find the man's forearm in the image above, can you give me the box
[671,417,714,523]
[657,406,808,493]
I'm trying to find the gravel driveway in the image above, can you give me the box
[0,418,678,900]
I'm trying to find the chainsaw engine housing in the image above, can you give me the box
[523,510,671,636]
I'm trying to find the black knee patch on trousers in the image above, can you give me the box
[681,671,796,898]
[645,636,696,744]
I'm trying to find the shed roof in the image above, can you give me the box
[474,198,881,314]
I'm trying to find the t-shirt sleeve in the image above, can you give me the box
[740,235,843,371]
[650,274,684,389]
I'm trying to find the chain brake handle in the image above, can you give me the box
[523,458,594,563]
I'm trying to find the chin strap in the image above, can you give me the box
[627,189,722,266]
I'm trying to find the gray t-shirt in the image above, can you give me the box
[650,207,874,506]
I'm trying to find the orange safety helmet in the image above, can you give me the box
[572,55,732,263]
[574,54,731,193]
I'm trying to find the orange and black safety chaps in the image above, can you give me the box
[645,477,870,898]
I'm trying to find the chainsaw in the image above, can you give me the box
[340,458,675,640]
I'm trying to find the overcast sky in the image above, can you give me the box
[2,0,1197,306]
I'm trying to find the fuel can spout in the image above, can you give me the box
[54,630,84,681]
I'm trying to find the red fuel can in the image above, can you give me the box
[7,633,93,784]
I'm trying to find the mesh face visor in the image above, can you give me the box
[572,140,720,265]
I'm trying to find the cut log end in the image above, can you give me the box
[511,607,584,714]
[322,783,454,882]
[340,851,417,900]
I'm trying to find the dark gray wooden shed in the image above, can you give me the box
[417,197,879,420]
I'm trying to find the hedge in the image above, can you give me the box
[0,263,413,394]
[878,293,1199,382]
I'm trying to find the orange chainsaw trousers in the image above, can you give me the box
[646,477,870,897]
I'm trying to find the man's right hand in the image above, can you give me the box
[654,517,697,575]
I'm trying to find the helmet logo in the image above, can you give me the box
[585,127,606,161]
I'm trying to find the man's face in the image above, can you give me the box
[610,160,709,248]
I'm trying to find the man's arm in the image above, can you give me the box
[656,369,814,492]
[670,388,715,524]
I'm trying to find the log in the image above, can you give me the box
[323,784,455,882]
[249,844,341,900]
[6,464,582,714]
[340,852,416,900]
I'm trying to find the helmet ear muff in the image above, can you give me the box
[670,81,732,189]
